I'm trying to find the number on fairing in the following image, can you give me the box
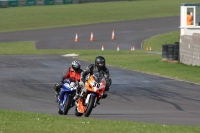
[92,82,100,88]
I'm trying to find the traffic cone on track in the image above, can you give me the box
[101,45,104,51]
[90,32,94,41]
[117,45,120,51]
[75,33,78,42]
[111,30,115,40]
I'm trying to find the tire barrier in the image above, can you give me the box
[173,44,179,61]
[167,44,174,61]
[162,43,179,62]
[162,44,168,61]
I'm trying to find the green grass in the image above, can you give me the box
[1,110,200,133]
[0,0,199,32]
[143,31,180,51]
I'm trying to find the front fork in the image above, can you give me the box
[85,93,97,107]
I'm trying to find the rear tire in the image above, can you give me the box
[63,95,72,115]
[84,95,96,117]
[75,107,83,117]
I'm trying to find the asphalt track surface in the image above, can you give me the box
[1,16,200,126]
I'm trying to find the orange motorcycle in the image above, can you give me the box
[75,72,106,117]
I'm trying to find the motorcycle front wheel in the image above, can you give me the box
[58,108,63,115]
[63,95,72,115]
[84,95,96,117]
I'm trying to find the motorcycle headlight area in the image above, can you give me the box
[70,82,76,88]
[91,81,100,88]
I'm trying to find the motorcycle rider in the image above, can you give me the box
[74,56,112,102]
[54,60,82,103]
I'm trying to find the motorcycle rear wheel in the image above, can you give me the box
[75,107,83,117]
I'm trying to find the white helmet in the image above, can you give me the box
[71,60,81,72]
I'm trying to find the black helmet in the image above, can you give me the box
[71,60,81,72]
[95,56,105,69]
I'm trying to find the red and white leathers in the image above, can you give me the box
[62,67,82,82]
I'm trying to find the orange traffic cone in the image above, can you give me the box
[117,45,120,51]
[111,30,115,40]
[75,33,78,42]
[101,45,104,51]
[146,47,148,51]
[90,32,94,41]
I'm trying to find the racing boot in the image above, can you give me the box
[96,99,100,105]
[73,94,79,101]
[54,82,62,103]
[55,92,59,103]
[102,91,108,99]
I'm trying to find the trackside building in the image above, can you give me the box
[180,3,200,66]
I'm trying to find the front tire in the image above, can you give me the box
[58,108,63,115]
[84,95,96,117]
[63,95,72,115]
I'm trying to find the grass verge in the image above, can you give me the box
[143,31,180,51]
[1,110,200,133]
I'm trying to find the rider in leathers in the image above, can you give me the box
[54,60,82,103]
[74,56,112,102]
